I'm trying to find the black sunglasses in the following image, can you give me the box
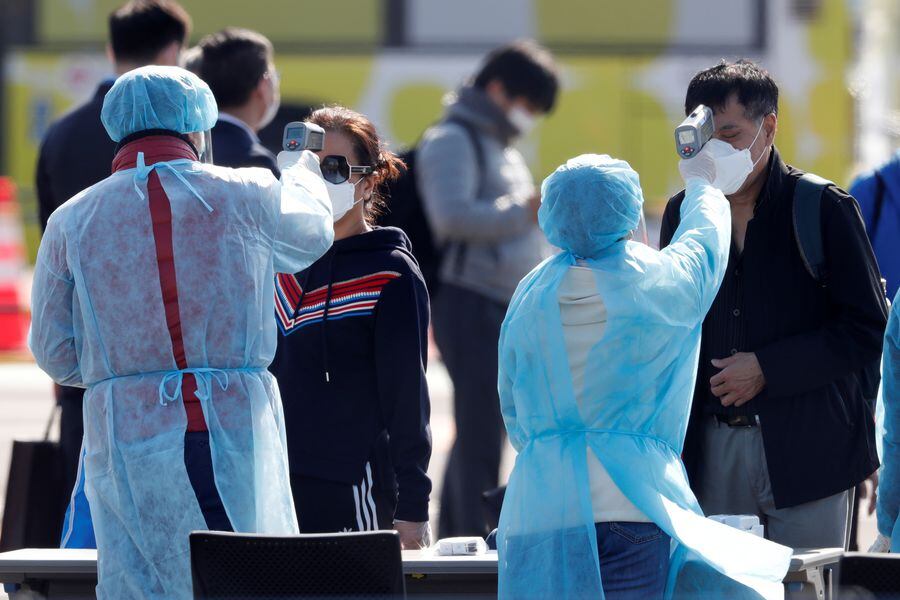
[320,155,373,185]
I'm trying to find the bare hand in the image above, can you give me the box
[710,352,765,407]
[860,471,879,516]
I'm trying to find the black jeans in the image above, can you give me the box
[184,431,232,532]
[433,284,508,538]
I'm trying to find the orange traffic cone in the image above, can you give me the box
[0,178,29,351]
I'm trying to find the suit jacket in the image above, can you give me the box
[35,82,118,418]
[211,118,280,178]
[36,81,116,232]
[660,148,887,509]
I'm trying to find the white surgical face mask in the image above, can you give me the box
[260,93,280,131]
[325,179,362,222]
[258,69,281,131]
[704,120,767,195]
[508,106,537,136]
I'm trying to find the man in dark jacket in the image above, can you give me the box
[34,0,191,526]
[660,60,888,549]
[197,28,281,177]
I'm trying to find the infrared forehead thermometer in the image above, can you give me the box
[282,121,325,152]
[674,105,715,158]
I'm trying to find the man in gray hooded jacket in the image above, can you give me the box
[416,40,559,538]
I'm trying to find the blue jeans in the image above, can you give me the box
[597,522,670,600]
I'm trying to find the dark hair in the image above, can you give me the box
[198,28,273,109]
[473,40,559,113]
[684,59,779,121]
[108,0,191,64]
[307,106,405,224]
[181,45,203,75]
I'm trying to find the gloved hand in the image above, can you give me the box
[393,520,432,550]
[277,149,321,173]
[678,143,717,186]
[277,149,331,215]
[870,533,892,553]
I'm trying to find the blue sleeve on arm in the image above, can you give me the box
[653,180,731,325]
[878,290,900,539]
[29,217,82,387]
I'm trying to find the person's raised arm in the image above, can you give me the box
[269,150,334,274]
[651,148,731,325]
[658,193,683,250]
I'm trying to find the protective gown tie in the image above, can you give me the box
[159,368,231,407]
[133,151,213,213]
[531,427,677,454]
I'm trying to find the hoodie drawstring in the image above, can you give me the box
[321,251,336,384]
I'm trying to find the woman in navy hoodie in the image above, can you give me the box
[271,106,432,549]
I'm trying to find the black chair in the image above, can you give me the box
[838,552,900,600]
[190,530,406,599]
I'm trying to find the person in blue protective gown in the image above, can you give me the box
[873,290,900,552]
[496,149,793,600]
[28,65,334,599]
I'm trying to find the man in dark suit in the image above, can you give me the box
[659,60,887,549]
[197,28,281,177]
[34,0,192,522]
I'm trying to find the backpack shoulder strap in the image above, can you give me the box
[444,117,485,193]
[792,173,832,285]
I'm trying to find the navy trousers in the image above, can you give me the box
[184,431,232,532]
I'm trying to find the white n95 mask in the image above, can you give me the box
[325,179,362,222]
[508,106,537,136]
[704,121,767,195]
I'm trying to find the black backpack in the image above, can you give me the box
[378,118,483,297]
[793,174,887,410]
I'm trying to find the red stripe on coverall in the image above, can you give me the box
[112,136,206,431]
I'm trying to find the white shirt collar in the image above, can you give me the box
[217,112,260,143]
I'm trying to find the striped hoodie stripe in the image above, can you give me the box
[275,270,401,335]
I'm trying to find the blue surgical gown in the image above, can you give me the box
[877,290,900,548]
[497,180,793,599]
[29,156,333,599]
